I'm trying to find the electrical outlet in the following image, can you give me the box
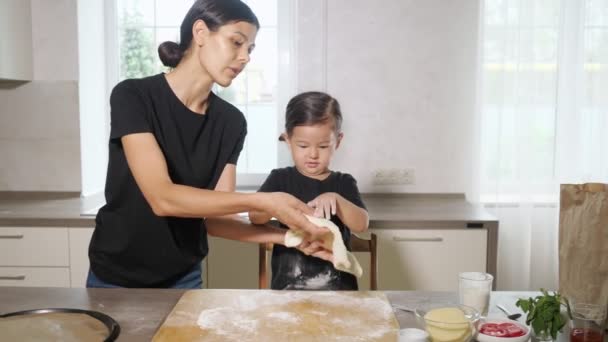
[372,168,415,185]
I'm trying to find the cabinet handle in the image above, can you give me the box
[0,275,26,280]
[392,237,443,242]
[0,235,24,239]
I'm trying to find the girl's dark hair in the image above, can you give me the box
[158,0,259,68]
[281,91,343,141]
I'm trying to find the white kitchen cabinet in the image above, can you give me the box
[68,228,94,288]
[374,228,487,291]
[0,226,95,288]
[0,227,70,287]
[205,236,258,289]
[0,0,33,81]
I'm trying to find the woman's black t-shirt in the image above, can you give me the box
[258,167,367,290]
[89,73,247,288]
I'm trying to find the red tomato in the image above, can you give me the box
[499,322,526,337]
[481,322,527,338]
[480,324,508,337]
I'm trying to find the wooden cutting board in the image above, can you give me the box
[152,289,399,341]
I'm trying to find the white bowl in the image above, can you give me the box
[476,318,530,342]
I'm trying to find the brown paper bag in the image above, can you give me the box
[559,183,608,328]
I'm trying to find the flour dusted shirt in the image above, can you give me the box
[89,73,246,287]
[258,167,366,290]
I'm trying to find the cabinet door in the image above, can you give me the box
[0,0,33,80]
[0,227,69,266]
[69,228,94,288]
[375,229,487,291]
[206,236,258,289]
[0,267,70,287]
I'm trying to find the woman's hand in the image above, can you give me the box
[257,192,329,240]
[295,239,334,262]
[307,192,339,220]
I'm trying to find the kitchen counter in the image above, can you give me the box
[0,192,499,287]
[0,191,497,227]
[0,192,96,227]
[0,287,573,342]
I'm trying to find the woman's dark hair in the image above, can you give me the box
[158,0,259,68]
[281,91,343,141]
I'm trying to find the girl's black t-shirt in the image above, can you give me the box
[89,73,247,288]
[258,167,367,290]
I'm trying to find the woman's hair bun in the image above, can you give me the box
[158,41,183,68]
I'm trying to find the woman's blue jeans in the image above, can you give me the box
[86,263,203,289]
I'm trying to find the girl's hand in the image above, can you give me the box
[307,192,339,220]
[296,239,334,262]
[259,192,329,240]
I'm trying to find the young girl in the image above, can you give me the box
[249,91,369,290]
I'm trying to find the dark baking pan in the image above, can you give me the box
[0,308,120,342]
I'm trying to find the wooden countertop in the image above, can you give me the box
[0,192,496,227]
[0,287,572,342]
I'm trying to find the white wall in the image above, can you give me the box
[0,0,81,191]
[295,0,480,196]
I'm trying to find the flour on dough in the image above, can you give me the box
[284,215,363,278]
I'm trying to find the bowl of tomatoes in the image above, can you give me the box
[476,319,530,342]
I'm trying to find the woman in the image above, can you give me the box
[87,0,330,289]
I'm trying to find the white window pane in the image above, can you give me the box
[217,75,247,104]
[532,29,559,62]
[584,28,608,107]
[245,0,277,26]
[113,0,282,176]
[484,0,507,26]
[585,29,608,63]
[156,0,194,27]
[244,103,278,173]
[585,0,608,26]
[247,28,277,103]
[235,105,249,173]
[119,27,158,79]
[483,27,507,62]
[532,0,560,27]
[118,0,155,27]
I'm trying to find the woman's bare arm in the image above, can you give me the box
[120,133,328,238]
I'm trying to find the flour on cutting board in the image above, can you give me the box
[194,291,397,341]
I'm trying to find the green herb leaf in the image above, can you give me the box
[516,289,568,339]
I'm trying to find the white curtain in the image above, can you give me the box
[477,0,608,290]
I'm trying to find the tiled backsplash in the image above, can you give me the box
[0,81,81,191]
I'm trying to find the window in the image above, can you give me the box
[478,0,608,201]
[108,0,290,185]
[480,0,561,194]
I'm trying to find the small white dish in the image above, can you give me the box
[399,328,429,342]
[476,318,530,342]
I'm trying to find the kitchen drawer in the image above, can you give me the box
[0,267,70,287]
[0,227,69,266]
[375,229,487,291]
